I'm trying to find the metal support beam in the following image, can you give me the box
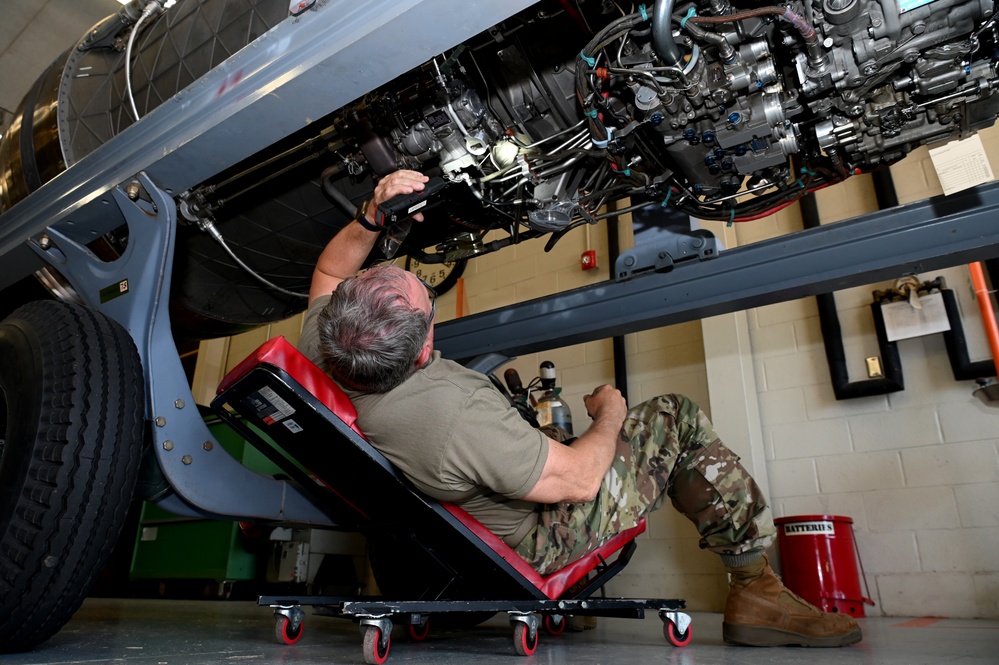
[436,180,999,363]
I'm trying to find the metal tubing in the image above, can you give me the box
[652,0,682,66]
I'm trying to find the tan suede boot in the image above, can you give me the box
[723,557,863,647]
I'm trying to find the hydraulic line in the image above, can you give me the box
[202,221,308,300]
[652,0,682,66]
[687,5,827,69]
[125,1,177,121]
[124,4,156,121]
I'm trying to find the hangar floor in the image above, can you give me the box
[3,598,998,665]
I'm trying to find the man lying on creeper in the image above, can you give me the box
[298,169,861,648]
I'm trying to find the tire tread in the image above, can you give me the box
[0,302,144,652]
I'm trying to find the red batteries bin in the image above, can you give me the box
[774,515,874,617]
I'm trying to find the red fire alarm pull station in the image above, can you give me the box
[581,249,598,270]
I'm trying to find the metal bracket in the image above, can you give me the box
[359,616,393,651]
[273,605,306,633]
[660,610,692,635]
[28,173,330,524]
[507,612,540,634]
[614,205,719,281]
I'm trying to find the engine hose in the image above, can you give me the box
[688,6,827,69]
[577,8,662,146]
[577,21,644,100]
[652,0,682,66]
[320,163,357,218]
[680,18,735,63]
[125,4,156,121]
[202,222,308,299]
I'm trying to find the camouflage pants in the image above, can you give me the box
[514,394,775,576]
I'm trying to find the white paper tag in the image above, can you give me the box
[882,292,951,342]
[928,134,995,196]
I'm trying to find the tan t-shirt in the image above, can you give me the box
[299,295,547,546]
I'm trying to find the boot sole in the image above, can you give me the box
[723,622,863,648]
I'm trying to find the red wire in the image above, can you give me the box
[730,199,797,222]
[730,182,836,222]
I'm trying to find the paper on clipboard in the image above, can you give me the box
[881,292,951,342]
[928,135,995,196]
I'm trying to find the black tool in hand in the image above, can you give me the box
[504,369,526,397]
[374,176,448,227]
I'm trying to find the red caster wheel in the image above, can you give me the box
[513,621,539,656]
[407,618,431,642]
[362,624,391,664]
[274,614,303,645]
[664,620,692,647]
[543,614,565,636]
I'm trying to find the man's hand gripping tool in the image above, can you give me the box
[373,177,448,227]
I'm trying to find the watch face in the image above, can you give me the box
[405,255,467,295]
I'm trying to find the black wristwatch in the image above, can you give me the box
[354,200,383,233]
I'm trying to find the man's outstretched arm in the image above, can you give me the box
[520,384,627,504]
[309,169,429,303]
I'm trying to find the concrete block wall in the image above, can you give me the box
[742,125,999,619]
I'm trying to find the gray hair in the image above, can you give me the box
[316,264,430,392]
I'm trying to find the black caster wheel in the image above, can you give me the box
[362,624,391,664]
[543,614,565,636]
[407,618,431,642]
[664,619,692,647]
[275,614,303,645]
[513,621,539,656]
